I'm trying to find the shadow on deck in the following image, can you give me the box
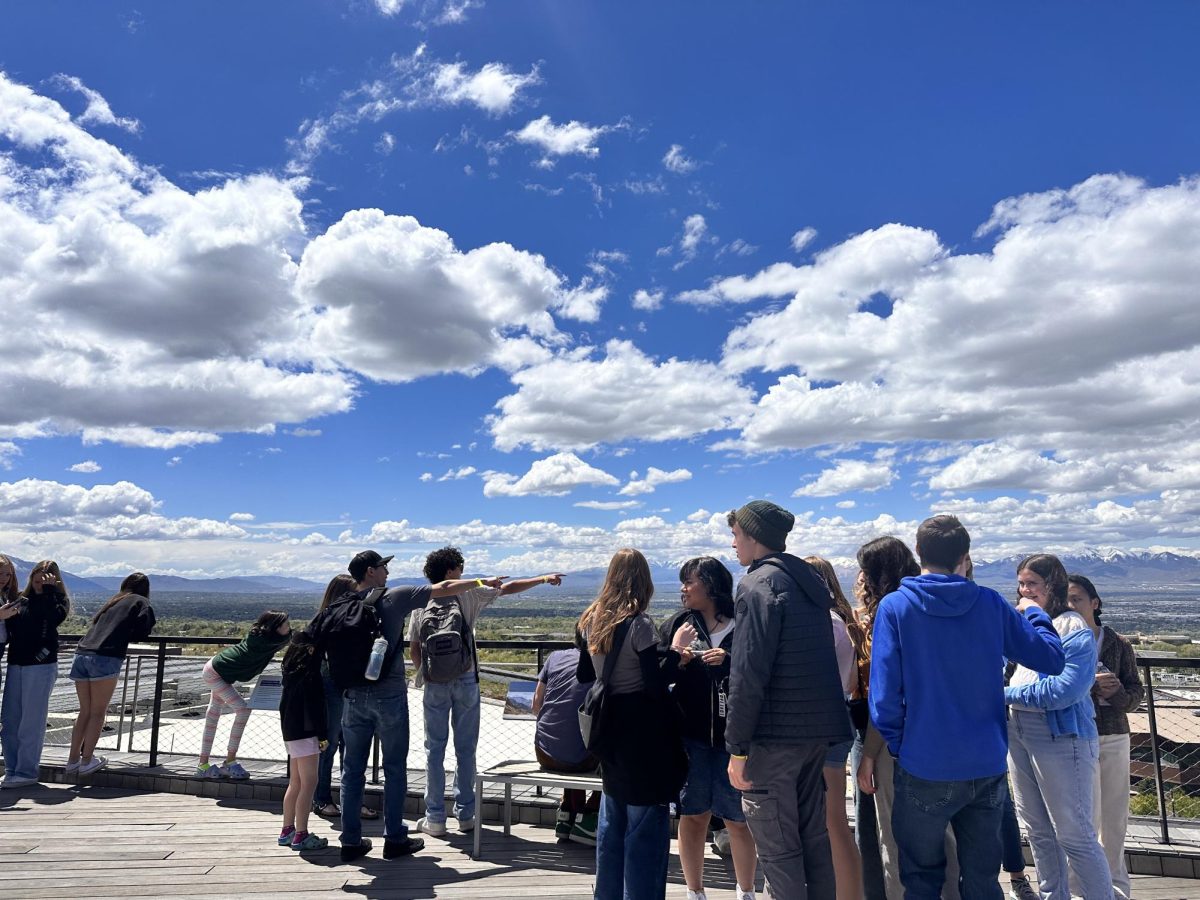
[1,781,1198,899]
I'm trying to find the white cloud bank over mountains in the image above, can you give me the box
[4,72,1200,570]
[2,474,1197,578]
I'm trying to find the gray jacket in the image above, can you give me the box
[725,553,853,755]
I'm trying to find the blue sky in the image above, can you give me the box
[2,1,1200,578]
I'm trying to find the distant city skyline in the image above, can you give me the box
[2,2,1199,578]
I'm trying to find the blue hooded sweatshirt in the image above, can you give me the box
[869,574,1066,781]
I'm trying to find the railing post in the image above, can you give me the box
[1142,661,1170,845]
[148,640,167,768]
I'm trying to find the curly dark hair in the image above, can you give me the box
[424,546,465,583]
[678,556,735,619]
[856,536,919,624]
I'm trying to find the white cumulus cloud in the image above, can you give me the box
[481,452,619,497]
[489,340,754,452]
[794,460,896,497]
[619,467,693,496]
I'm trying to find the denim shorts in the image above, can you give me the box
[824,738,852,769]
[69,651,123,682]
[679,738,745,821]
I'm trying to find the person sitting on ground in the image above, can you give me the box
[532,645,599,844]
[67,572,156,777]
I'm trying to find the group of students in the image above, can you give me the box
[550,504,1143,900]
[0,504,1147,899]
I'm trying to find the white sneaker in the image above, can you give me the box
[65,760,81,775]
[686,891,708,900]
[737,888,756,900]
[416,816,447,836]
[77,756,108,776]
[456,816,475,832]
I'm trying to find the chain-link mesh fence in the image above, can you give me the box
[43,636,569,797]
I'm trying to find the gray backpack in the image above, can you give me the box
[418,596,476,684]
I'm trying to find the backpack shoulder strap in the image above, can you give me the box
[599,617,632,684]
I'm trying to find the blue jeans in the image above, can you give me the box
[594,793,670,900]
[314,673,343,808]
[893,764,1006,900]
[422,671,481,822]
[339,684,410,846]
[1,663,58,780]
[1008,710,1113,900]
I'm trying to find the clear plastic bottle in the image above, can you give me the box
[364,635,389,681]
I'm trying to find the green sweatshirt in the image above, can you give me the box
[210,629,290,684]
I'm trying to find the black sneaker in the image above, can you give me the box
[383,836,425,859]
[340,838,372,862]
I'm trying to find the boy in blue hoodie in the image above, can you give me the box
[869,516,1065,899]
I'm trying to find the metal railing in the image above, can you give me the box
[49,635,572,781]
[42,636,1200,846]
[1135,654,1200,845]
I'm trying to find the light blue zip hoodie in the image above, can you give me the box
[1005,611,1099,741]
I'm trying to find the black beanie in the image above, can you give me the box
[734,500,795,552]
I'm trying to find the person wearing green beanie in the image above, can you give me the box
[724,499,851,899]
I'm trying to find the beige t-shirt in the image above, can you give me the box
[408,585,500,688]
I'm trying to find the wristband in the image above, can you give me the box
[730,754,748,760]
[543,575,550,584]
[475,578,484,587]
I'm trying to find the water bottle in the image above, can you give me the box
[364,636,389,681]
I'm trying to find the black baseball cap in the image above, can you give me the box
[349,550,394,581]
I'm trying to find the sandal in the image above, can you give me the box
[313,802,341,819]
[361,805,379,820]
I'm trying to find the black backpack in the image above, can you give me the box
[311,588,386,690]
[417,595,476,684]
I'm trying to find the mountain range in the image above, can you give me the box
[5,548,1198,597]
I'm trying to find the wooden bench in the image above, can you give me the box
[472,759,602,858]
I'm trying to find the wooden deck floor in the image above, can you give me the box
[0,782,1195,899]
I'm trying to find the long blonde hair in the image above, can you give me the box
[578,548,654,654]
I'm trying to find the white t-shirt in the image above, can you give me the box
[1008,610,1089,712]
[830,611,857,698]
[408,585,500,688]
[708,618,735,650]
